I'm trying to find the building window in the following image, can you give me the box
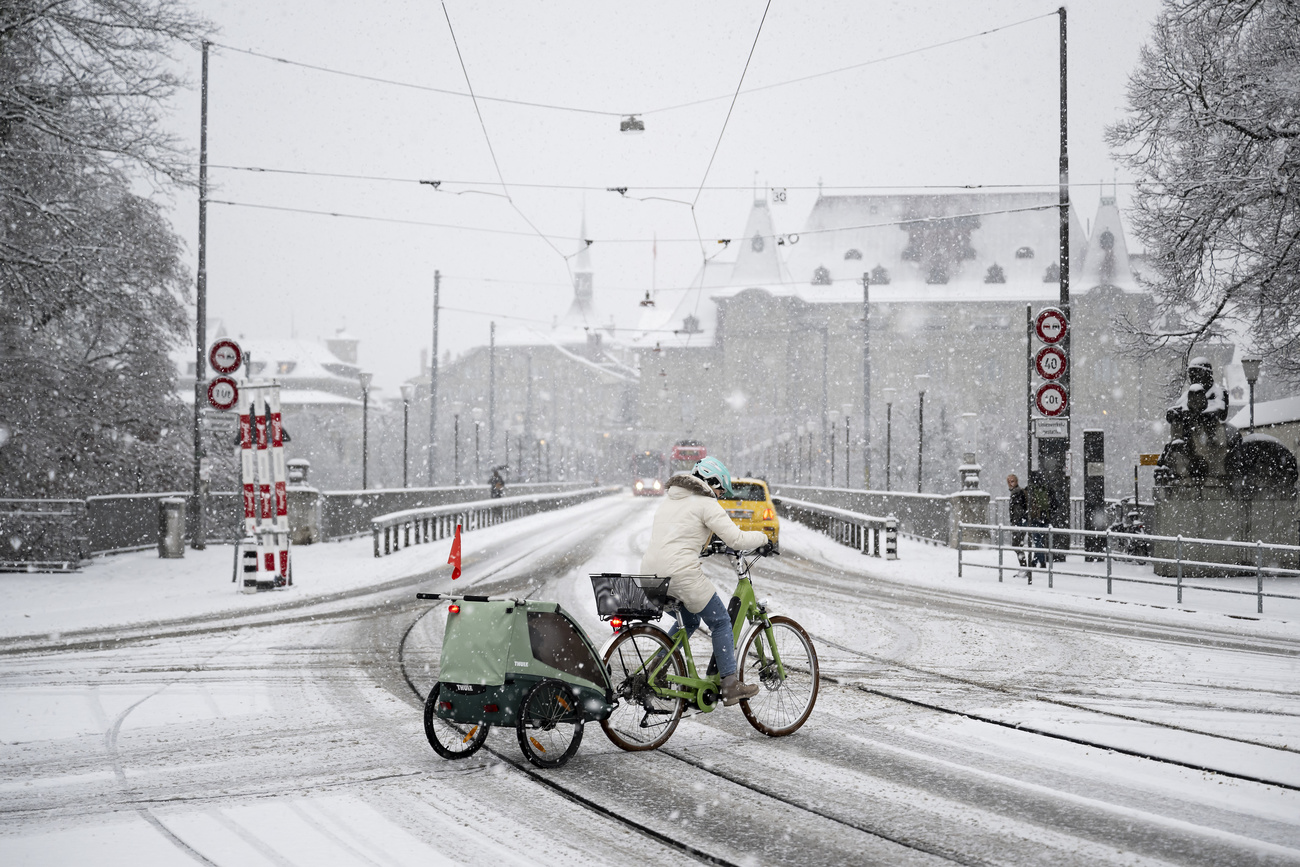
[812,265,832,285]
[869,264,890,285]
[984,263,1006,284]
[1043,262,1060,283]
[844,248,862,260]
[277,361,296,375]
[1015,246,1035,259]
[679,314,702,334]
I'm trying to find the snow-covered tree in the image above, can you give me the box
[0,0,211,496]
[1107,0,1300,383]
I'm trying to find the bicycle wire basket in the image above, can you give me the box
[589,573,672,620]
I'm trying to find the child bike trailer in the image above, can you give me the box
[416,592,614,768]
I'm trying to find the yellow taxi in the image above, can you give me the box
[717,477,779,544]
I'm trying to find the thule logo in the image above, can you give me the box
[514,661,529,667]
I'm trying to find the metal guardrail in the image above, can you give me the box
[371,486,620,558]
[957,522,1300,613]
[775,496,898,559]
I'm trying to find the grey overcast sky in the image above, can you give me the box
[162,0,1164,396]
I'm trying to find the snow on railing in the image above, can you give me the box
[371,486,620,558]
[774,496,897,560]
[957,521,1300,613]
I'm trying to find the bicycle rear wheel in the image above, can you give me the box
[600,625,685,751]
[517,679,584,769]
[424,682,491,759]
[739,616,819,736]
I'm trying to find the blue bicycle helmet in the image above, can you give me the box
[693,457,736,498]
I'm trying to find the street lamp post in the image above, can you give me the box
[842,402,853,488]
[795,425,806,483]
[883,388,896,492]
[471,407,483,483]
[359,372,373,490]
[1242,358,1262,432]
[828,409,840,487]
[453,413,461,485]
[915,374,930,494]
[400,383,413,488]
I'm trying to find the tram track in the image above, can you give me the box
[757,550,1300,790]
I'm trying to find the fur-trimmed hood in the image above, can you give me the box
[665,473,715,499]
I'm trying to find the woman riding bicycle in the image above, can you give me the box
[641,457,770,706]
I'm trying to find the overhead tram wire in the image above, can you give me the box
[206,162,1236,193]
[206,12,1053,125]
[439,0,573,275]
[208,198,1060,245]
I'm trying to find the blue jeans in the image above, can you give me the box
[1030,532,1047,568]
[668,593,737,678]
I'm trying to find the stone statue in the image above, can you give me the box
[1160,357,1234,484]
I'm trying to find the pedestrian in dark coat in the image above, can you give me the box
[1007,474,1029,573]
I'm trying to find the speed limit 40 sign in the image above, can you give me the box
[1035,345,1067,380]
[1035,382,1068,417]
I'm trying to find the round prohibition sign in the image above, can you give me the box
[1035,307,1068,344]
[207,376,240,412]
[1035,382,1069,417]
[209,338,243,375]
[1035,345,1068,380]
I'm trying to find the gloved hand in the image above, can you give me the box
[756,541,779,557]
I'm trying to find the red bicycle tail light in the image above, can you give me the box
[483,704,499,713]
[610,618,623,630]
[448,604,460,614]
[438,701,452,712]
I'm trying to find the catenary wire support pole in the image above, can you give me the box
[429,270,440,486]
[862,273,871,489]
[489,321,496,466]
[191,40,210,550]
[1057,5,1072,523]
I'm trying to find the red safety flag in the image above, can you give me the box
[448,523,462,580]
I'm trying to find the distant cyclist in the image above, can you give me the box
[641,457,771,706]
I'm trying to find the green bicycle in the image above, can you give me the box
[590,543,819,751]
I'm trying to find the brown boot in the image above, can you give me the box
[721,674,759,706]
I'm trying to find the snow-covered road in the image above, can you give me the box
[2,492,1298,865]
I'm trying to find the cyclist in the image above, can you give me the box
[641,456,771,706]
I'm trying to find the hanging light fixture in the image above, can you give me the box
[639,290,655,307]
[620,114,645,134]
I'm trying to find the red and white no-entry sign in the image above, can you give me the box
[1035,345,1067,380]
[1035,382,1068,417]
[207,376,240,411]
[1035,307,1068,344]
[209,339,243,375]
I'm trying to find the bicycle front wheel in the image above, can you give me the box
[739,616,819,736]
[424,682,491,759]
[601,625,685,751]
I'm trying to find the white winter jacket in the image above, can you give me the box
[640,474,770,613]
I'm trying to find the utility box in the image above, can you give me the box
[158,497,186,559]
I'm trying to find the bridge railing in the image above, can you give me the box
[774,496,898,559]
[371,486,620,558]
[957,521,1300,613]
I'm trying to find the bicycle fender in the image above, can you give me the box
[597,621,673,659]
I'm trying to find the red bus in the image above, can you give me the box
[669,440,707,476]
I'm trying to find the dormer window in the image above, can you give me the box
[1044,262,1060,283]
[984,263,1006,284]
[277,361,297,375]
[1015,246,1035,259]
[844,249,863,260]
[679,314,702,335]
[869,264,890,285]
[811,265,832,285]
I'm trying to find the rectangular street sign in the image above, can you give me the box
[1139,453,1161,466]
[201,410,239,432]
[1033,418,1068,439]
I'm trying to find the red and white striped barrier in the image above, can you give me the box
[237,383,291,593]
